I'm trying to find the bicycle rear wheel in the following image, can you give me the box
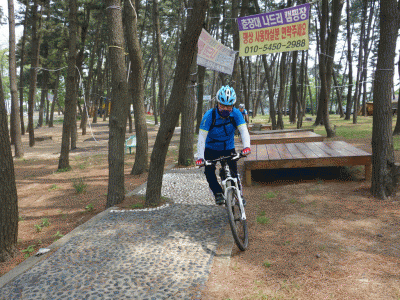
[225,188,248,251]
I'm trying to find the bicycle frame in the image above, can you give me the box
[205,154,246,221]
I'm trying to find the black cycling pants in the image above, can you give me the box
[204,148,238,196]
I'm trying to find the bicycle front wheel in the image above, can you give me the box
[225,188,248,251]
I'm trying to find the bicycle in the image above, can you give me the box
[203,153,249,251]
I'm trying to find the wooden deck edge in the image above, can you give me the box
[243,157,372,186]
[250,137,325,145]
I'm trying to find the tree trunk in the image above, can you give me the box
[276,52,287,129]
[0,63,18,262]
[123,0,149,175]
[371,0,400,199]
[345,0,353,120]
[8,0,23,157]
[262,55,277,129]
[195,65,206,134]
[361,0,375,117]
[92,47,105,124]
[49,70,60,128]
[352,0,367,124]
[105,0,131,208]
[333,71,345,118]
[27,1,41,147]
[178,52,197,166]
[239,57,250,113]
[38,71,49,128]
[153,0,166,120]
[289,51,299,124]
[145,0,208,207]
[297,50,306,129]
[19,3,28,136]
[58,0,78,170]
[318,0,343,137]
[394,50,400,135]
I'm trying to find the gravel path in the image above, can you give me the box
[0,168,231,300]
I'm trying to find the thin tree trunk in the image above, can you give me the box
[333,71,345,118]
[27,1,41,147]
[352,0,367,124]
[105,0,131,208]
[153,0,165,120]
[123,0,149,175]
[276,52,287,129]
[58,0,78,170]
[0,67,18,262]
[394,50,400,135]
[145,0,208,207]
[289,51,298,124]
[19,3,28,136]
[38,71,49,128]
[345,0,353,120]
[178,52,197,166]
[371,0,400,199]
[49,70,60,128]
[195,65,206,134]
[8,0,23,157]
[297,50,306,129]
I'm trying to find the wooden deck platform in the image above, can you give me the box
[248,124,272,131]
[249,128,314,135]
[243,141,371,186]
[250,131,324,145]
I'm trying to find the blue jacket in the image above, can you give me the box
[199,107,246,150]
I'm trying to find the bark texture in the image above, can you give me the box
[105,0,131,208]
[8,0,23,157]
[58,0,78,170]
[145,0,209,207]
[123,0,149,175]
[0,65,18,262]
[370,0,400,199]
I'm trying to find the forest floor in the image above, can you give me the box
[1,115,400,299]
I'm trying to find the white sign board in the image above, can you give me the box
[197,29,236,75]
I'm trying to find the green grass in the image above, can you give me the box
[256,211,271,225]
[41,218,50,227]
[21,245,35,258]
[263,260,272,268]
[56,167,71,173]
[84,204,94,212]
[264,191,278,199]
[130,203,144,209]
[48,184,59,191]
[53,231,64,241]
[72,178,88,194]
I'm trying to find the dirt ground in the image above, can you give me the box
[1,118,400,299]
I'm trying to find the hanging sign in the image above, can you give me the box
[237,3,310,57]
[197,29,236,75]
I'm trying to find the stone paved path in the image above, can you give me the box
[0,168,232,300]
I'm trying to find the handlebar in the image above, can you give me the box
[201,152,244,167]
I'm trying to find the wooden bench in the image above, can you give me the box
[243,141,371,186]
[249,128,314,135]
[248,123,272,131]
[250,131,324,145]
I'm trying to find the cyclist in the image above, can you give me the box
[196,85,251,205]
[239,103,249,124]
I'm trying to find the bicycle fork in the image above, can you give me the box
[222,178,247,221]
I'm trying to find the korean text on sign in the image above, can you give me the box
[238,3,310,56]
[197,29,236,75]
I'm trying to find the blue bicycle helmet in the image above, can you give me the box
[216,85,236,106]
